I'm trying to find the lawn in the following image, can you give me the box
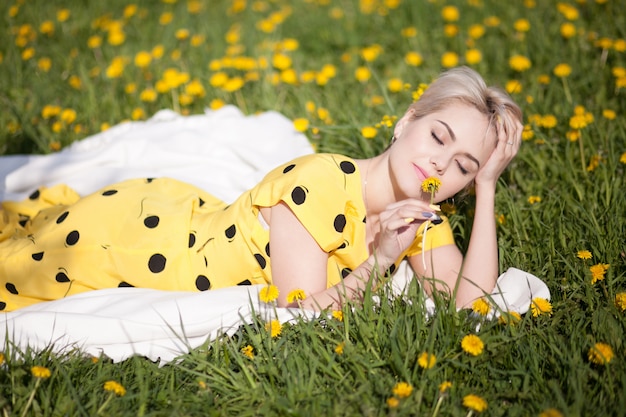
[1,0,625,415]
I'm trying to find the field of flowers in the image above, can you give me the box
[1,0,625,415]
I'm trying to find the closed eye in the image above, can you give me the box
[431,131,443,145]
[456,161,469,175]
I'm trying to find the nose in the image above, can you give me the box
[429,153,450,174]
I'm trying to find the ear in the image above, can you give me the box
[393,108,414,139]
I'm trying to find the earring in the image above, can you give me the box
[390,135,397,145]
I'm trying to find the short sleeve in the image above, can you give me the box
[251,154,363,253]
[403,216,455,257]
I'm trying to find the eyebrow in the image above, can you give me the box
[436,119,481,168]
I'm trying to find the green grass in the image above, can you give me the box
[1,0,625,415]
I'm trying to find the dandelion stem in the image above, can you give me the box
[578,129,586,175]
[561,77,572,104]
[431,395,444,417]
[97,393,114,415]
[20,379,40,417]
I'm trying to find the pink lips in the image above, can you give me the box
[413,164,428,182]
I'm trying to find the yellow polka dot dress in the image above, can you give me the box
[0,153,454,311]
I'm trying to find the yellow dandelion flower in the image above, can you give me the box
[68,75,82,90]
[461,334,484,356]
[222,77,245,92]
[355,66,371,83]
[210,99,225,110]
[590,263,610,284]
[528,195,541,204]
[539,114,558,129]
[332,310,343,321]
[37,57,52,72]
[386,396,399,408]
[292,117,309,132]
[530,297,552,317]
[577,250,593,260]
[108,29,126,46]
[259,285,279,303]
[506,80,523,94]
[134,51,152,68]
[620,152,626,164]
[463,394,488,412]
[392,381,413,398]
[588,342,614,365]
[614,293,626,312]
[31,366,51,379]
[439,381,452,393]
[241,345,254,359]
[139,88,157,103]
[553,63,572,78]
[60,109,76,124]
[361,126,378,139]
[498,311,521,325]
[417,352,436,369]
[334,342,344,355]
[360,44,382,62]
[0,352,4,365]
[272,53,292,70]
[421,177,441,194]
[265,319,282,338]
[404,51,423,67]
[131,108,145,120]
[103,380,126,396]
[441,51,459,68]
[41,105,61,119]
[57,9,71,22]
[21,47,35,61]
[560,22,576,39]
[87,35,102,49]
[106,57,126,79]
[602,109,616,120]
[471,298,491,316]
[441,5,459,21]
[468,24,486,39]
[586,154,602,172]
[539,408,564,417]
[175,29,190,41]
[52,121,63,133]
[401,27,417,37]
[40,20,55,36]
[159,12,174,25]
[387,78,404,93]
[513,18,530,32]
[443,24,459,37]
[465,49,482,65]
[509,55,532,72]
[286,289,306,303]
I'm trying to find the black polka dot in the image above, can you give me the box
[119,281,134,287]
[32,252,44,261]
[283,164,296,173]
[0,302,5,311]
[265,242,271,257]
[55,272,70,283]
[146,178,155,183]
[5,283,18,295]
[338,242,347,250]
[340,161,356,174]
[148,254,167,273]
[199,198,205,207]
[291,186,307,205]
[66,230,80,245]
[56,211,69,224]
[29,189,40,200]
[237,280,252,286]
[188,233,196,248]
[254,253,267,269]
[18,219,28,228]
[341,268,352,278]
[225,224,236,239]
[334,214,346,233]
[144,215,160,228]
[195,275,211,291]
[204,256,208,267]
[386,264,397,276]
[363,216,367,223]
[102,189,118,196]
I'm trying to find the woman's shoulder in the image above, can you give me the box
[266,153,359,178]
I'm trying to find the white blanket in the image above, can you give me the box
[0,106,550,364]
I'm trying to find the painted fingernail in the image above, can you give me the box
[404,217,415,223]
[421,212,434,218]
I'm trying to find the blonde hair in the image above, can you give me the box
[406,66,522,142]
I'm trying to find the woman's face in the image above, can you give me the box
[388,102,496,203]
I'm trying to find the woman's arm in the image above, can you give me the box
[269,200,435,310]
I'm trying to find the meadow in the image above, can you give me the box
[1,0,625,415]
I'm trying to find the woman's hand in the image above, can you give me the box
[474,119,523,187]
[372,199,437,266]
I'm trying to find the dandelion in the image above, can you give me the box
[560,22,576,39]
[37,57,52,72]
[439,381,452,393]
[441,51,459,68]
[553,63,572,78]
[68,75,82,90]
[31,366,51,379]
[259,285,279,303]
[360,44,382,62]
[465,49,482,65]
[443,24,459,37]
[588,342,614,365]
[386,396,399,408]
[210,99,225,110]
[139,88,157,103]
[471,298,491,316]
[621,153,626,164]
[417,352,437,369]
[530,297,552,317]
[185,80,206,97]
[505,80,523,94]
[461,334,484,356]
[441,5,459,21]
[463,394,488,413]
[87,35,102,49]
[421,177,441,205]
[392,381,413,398]
[602,109,616,120]
[134,51,152,68]
[586,154,601,172]
[222,77,245,92]
[387,78,404,93]
[361,126,378,139]
[331,310,343,321]
[509,55,532,72]
[334,342,344,355]
[57,9,71,22]
[106,57,126,79]
[614,293,626,312]
[590,263,609,284]
[286,289,306,303]
[468,24,486,39]
[265,319,282,337]
[513,18,530,32]
[528,195,541,204]
[21,47,35,61]
[498,311,521,325]
[241,344,254,359]
[103,380,126,396]
[355,66,371,83]
[539,408,564,417]
[577,250,593,261]
[131,108,145,120]
[60,109,77,124]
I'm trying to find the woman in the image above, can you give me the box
[0,66,522,312]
